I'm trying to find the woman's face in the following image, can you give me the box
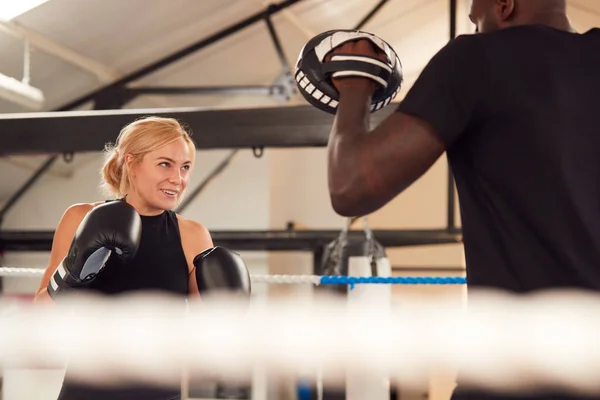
[127,138,193,214]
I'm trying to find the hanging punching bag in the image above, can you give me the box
[315,217,393,400]
[345,218,392,400]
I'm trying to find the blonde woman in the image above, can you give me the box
[34,116,250,400]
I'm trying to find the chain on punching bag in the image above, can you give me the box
[318,217,387,294]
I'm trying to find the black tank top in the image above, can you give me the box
[57,202,189,400]
[88,204,189,296]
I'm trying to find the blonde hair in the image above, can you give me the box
[100,116,196,199]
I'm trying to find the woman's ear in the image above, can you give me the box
[124,154,136,179]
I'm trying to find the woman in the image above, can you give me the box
[34,116,215,399]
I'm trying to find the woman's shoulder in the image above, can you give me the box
[174,213,211,237]
[52,201,110,240]
[174,213,214,255]
[61,201,109,221]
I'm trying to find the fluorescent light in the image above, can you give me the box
[0,1,48,110]
[0,0,49,20]
[0,72,45,110]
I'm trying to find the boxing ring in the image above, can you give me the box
[0,266,466,286]
[0,220,594,400]
[2,263,600,400]
[0,255,468,400]
[0,2,591,399]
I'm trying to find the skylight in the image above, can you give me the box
[0,0,49,20]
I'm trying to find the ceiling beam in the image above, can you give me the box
[0,103,397,155]
[0,19,120,83]
[53,0,305,112]
[0,156,71,178]
[258,0,316,38]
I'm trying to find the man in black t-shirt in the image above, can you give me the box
[322,0,600,398]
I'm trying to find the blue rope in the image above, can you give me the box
[319,275,466,290]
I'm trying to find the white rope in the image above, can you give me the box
[0,267,323,285]
[0,267,44,277]
[0,267,465,286]
[251,274,322,285]
[1,289,600,396]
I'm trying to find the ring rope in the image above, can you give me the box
[0,267,43,277]
[1,290,600,395]
[0,267,465,286]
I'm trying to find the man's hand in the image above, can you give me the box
[294,29,402,115]
[327,38,390,94]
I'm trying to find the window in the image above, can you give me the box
[0,0,49,20]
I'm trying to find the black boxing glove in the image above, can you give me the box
[193,247,252,397]
[47,201,142,298]
[295,29,403,114]
[193,246,251,296]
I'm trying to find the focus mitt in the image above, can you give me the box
[294,29,402,115]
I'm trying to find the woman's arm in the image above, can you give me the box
[33,203,96,303]
[177,216,215,298]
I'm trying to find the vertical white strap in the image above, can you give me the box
[346,255,392,400]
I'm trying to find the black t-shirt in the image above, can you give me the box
[397,23,600,400]
[398,25,600,294]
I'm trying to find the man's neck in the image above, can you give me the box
[526,13,576,33]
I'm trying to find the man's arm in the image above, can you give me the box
[327,34,489,217]
[328,82,446,216]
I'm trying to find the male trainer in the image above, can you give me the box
[296,0,600,398]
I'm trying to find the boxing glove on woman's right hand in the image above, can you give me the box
[47,201,142,299]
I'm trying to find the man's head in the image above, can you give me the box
[469,0,568,34]
[100,116,196,214]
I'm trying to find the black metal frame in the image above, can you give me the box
[0,0,463,258]
[355,0,390,30]
[0,228,462,252]
[0,104,349,155]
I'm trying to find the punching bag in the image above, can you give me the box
[315,217,393,400]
